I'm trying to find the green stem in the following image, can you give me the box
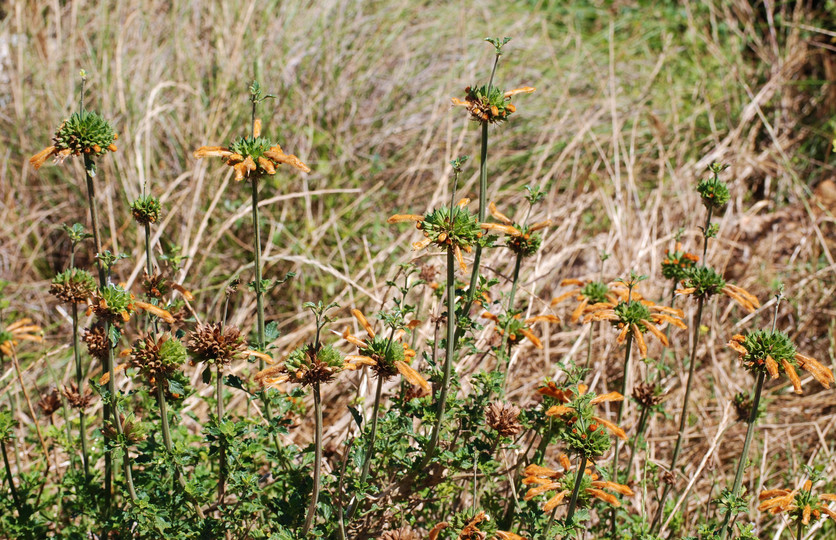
[702,206,714,262]
[463,121,489,313]
[250,177,266,352]
[500,252,523,379]
[565,454,588,527]
[156,383,173,455]
[651,295,705,531]
[82,154,112,511]
[625,405,649,484]
[419,246,457,469]
[796,519,803,540]
[1,438,22,517]
[346,375,384,521]
[71,304,90,480]
[609,332,633,535]
[717,370,766,539]
[303,382,323,535]
[217,366,226,504]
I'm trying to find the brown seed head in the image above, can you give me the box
[37,388,62,417]
[63,382,94,410]
[83,323,110,361]
[186,323,247,370]
[631,382,663,408]
[485,401,522,438]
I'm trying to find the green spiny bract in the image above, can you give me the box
[128,334,186,387]
[283,343,344,386]
[681,266,726,297]
[92,283,135,324]
[419,206,482,250]
[49,268,96,304]
[661,247,699,282]
[461,84,516,124]
[507,224,543,257]
[359,335,405,379]
[581,281,610,304]
[612,300,652,333]
[130,195,161,225]
[557,392,612,458]
[228,136,273,162]
[738,329,797,374]
[52,111,117,156]
[696,176,730,210]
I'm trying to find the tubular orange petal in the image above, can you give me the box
[519,328,543,349]
[351,308,375,338]
[543,490,571,511]
[30,146,58,169]
[395,361,430,393]
[504,86,536,98]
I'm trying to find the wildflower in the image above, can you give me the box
[186,323,248,372]
[452,85,535,124]
[485,401,522,438]
[29,111,118,169]
[676,266,760,313]
[542,382,628,457]
[458,511,488,540]
[89,284,175,325]
[102,414,145,444]
[758,480,836,524]
[0,318,43,357]
[661,242,700,283]
[488,201,552,257]
[551,278,616,323]
[256,343,346,388]
[583,293,686,359]
[193,119,310,182]
[728,330,834,393]
[696,173,731,210]
[631,381,664,409]
[523,456,633,512]
[388,198,519,272]
[338,309,430,394]
[49,268,96,304]
[481,311,560,349]
[62,382,94,410]
[127,333,187,388]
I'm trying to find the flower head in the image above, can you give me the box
[89,284,174,326]
[37,389,62,417]
[388,199,518,272]
[676,266,760,313]
[186,323,247,371]
[256,343,346,388]
[728,330,834,393]
[49,268,96,304]
[759,479,836,525]
[583,290,686,359]
[696,175,731,211]
[481,311,560,350]
[130,194,162,226]
[83,323,109,361]
[338,309,430,394]
[542,382,627,457]
[523,456,633,512]
[30,111,118,169]
[0,318,43,357]
[551,278,616,323]
[485,401,522,438]
[452,85,535,124]
[488,202,552,258]
[661,242,699,283]
[193,119,310,182]
[128,333,187,388]
[63,382,94,410]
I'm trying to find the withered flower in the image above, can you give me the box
[256,343,346,388]
[485,401,522,438]
[380,526,421,540]
[452,85,535,124]
[37,389,62,417]
[102,414,146,444]
[186,323,248,371]
[676,266,760,313]
[63,382,94,410]
[50,268,96,304]
[523,456,633,512]
[551,278,617,324]
[631,381,664,409]
[30,110,118,170]
[83,323,109,361]
[488,202,552,258]
[128,333,187,388]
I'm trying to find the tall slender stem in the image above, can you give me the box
[717,370,766,539]
[651,295,705,531]
[303,382,323,535]
[565,454,588,526]
[72,304,90,479]
[463,122,489,312]
[10,350,50,474]
[346,375,384,521]
[216,366,226,504]
[500,252,524,378]
[625,405,649,484]
[609,333,632,536]
[419,246,456,469]
[1,438,23,517]
[251,177,266,353]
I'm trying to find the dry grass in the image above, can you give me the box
[1,0,835,536]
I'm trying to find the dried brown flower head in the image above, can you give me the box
[49,268,96,304]
[485,401,522,438]
[83,323,110,361]
[128,333,187,387]
[257,343,344,388]
[458,511,487,540]
[186,323,247,371]
[631,382,664,408]
[62,382,94,410]
[37,389,62,417]
[102,414,145,444]
[380,526,421,540]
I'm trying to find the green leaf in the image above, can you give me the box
[347,405,363,429]
[202,366,212,384]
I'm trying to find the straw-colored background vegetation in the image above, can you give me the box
[2,0,835,536]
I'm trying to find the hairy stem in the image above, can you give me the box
[609,332,633,535]
[72,304,90,480]
[346,375,384,521]
[463,121,489,313]
[565,454,588,526]
[625,405,649,484]
[1,438,22,517]
[217,366,226,504]
[303,382,323,535]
